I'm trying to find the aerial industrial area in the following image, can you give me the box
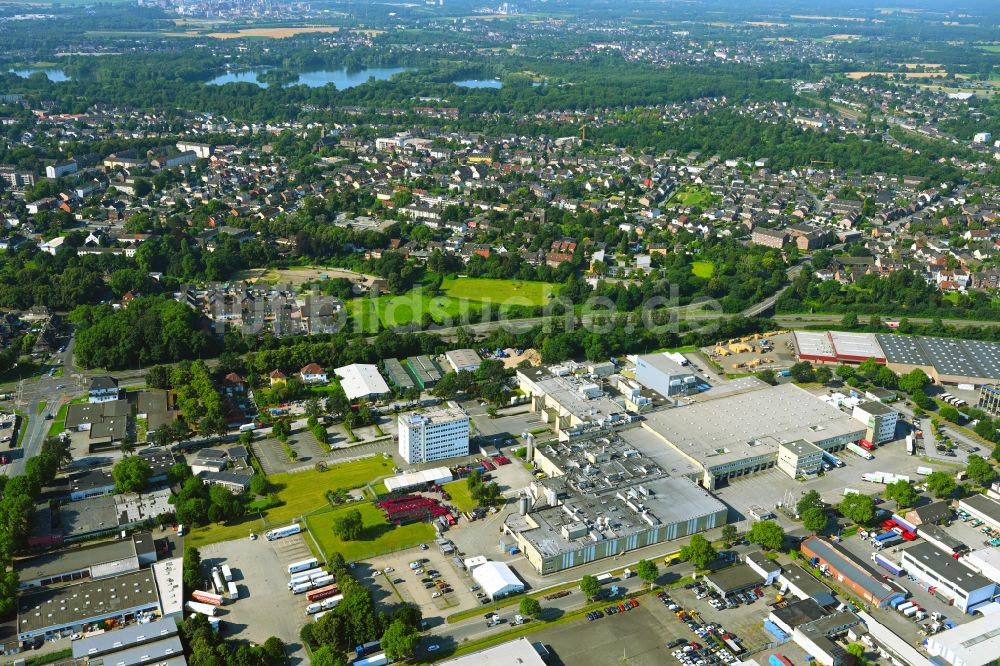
[3,0,1000,665]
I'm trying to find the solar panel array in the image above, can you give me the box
[876,335,1000,381]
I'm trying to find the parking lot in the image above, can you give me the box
[197,534,318,665]
[359,542,485,620]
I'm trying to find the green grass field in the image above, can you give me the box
[188,456,393,548]
[442,480,477,512]
[690,260,715,279]
[349,277,558,327]
[440,277,557,305]
[668,186,718,208]
[305,502,435,562]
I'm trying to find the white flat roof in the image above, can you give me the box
[794,331,835,359]
[383,467,453,493]
[334,363,390,400]
[472,561,523,598]
[925,612,1000,666]
[829,331,883,359]
[152,557,184,618]
[440,637,546,666]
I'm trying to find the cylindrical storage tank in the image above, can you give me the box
[519,496,529,516]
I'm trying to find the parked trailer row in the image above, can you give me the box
[306,594,344,614]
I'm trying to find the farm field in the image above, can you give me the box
[305,502,435,562]
[203,26,341,39]
[187,456,392,548]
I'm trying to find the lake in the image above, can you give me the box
[9,68,70,82]
[206,67,412,89]
[454,79,503,89]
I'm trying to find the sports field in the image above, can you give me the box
[440,277,557,305]
[305,502,435,562]
[188,457,392,548]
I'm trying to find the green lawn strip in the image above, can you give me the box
[432,589,654,662]
[441,480,477,513]
[373,422,385,437]
[344,424,359,442]
[46,402,70,437]
[36,401,46,414]
[14,410,27,447]
[188,457,392,548]
[15,648,73,666]
[304,502,434,562]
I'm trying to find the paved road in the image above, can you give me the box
[4,340,80,476]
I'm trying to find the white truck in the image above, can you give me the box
[221,565,234,582]
[266,523,302,541]
[903,606,920,618]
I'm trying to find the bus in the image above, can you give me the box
[288,558,320,575]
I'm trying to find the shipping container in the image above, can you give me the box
[897,602,915,613]
[310,574,334,588]
[903,606,919,617]
[307,584,341,602]
[906,435,915,456]
[192,590,224,606]
[221,565,234,582]
[310,569,331,582]
[723,637,744,655]
[186,600,218,617]
[291,582,312,595]
[227,582,239,599]
[874,532,897,543]
[287,557,320,575]
[876,535,904,549]
[266,523,302,541]
[356,641,381,657]
[212,569,225,594]
[888,597,906,609]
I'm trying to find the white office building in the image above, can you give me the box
[398,408,470,464]
[852,401,898,444]
[899,542,997,614]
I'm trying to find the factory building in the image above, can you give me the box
[851,401,899,444]
[925,612,1000,666]
[632,352,704,397]
[504,434,727,575]
[16,570,161,641]
[397,408,470,464]
[643,383,865,490]
[876,335,1000,386]
[800,537,905,609]
[899,542,997,614]
[516,364,636,441]
[793,331,886,365]
[17,532,156,589]
[958,494,1000,531]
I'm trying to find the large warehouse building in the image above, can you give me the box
[877,335,1000,385]
[642,383,865,490]
[792,330,1000,387]
[505,434,727,575]
[794,331,886,365]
